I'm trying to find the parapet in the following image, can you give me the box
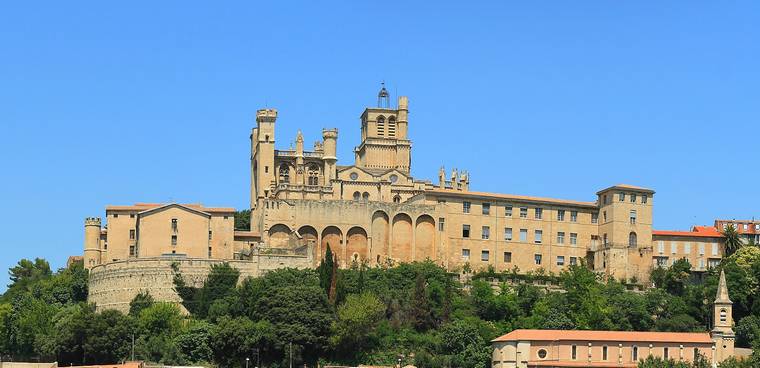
[85,217,102,226]
[256,108,278,123]
[322,128,338,139]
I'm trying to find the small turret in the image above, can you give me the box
[84,217,102,269]
[322,128,338,182]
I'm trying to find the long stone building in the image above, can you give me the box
[83,86,731,310]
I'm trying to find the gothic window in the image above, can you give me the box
[377,116,385,136]
[353,191,361,201]
[629,232,637,247]
[279,164,290,183]
[307,165,319,186]
[393,195,401,203]
[388,116,396,137]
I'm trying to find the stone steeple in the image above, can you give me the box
[711,269,735,364]
[715,269,732,304]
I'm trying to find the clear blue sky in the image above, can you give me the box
[1,1,759,291]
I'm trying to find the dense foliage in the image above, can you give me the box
[2,247,760,367]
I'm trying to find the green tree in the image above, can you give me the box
[173,262,239,318]
[331,292,385,357]
[439,319,491,368]
[174,320,214,364]
[83,309,133,364]
[129,291,155,316]
[723,224,743,257]
[234,209,251,231]
[411,272,433,331]
[211,316,274,367]
[2,258,52,303]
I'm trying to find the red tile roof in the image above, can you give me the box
[653,226,723,238]
[492,329,713,344]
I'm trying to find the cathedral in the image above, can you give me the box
[84,85,728,285]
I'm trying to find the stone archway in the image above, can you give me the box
[392,213,413,262]
[415,215,435,261]
[298,225,318,262]
[346,226,369,265]
[268,224,291,247]
[321,226,343,263]
[371,211,390,265]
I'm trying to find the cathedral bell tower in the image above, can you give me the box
[354,84,412,174]
[712,270,735,363]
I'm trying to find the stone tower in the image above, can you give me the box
[251,108,278,208]
[83,217,102,269]
[712,270,735,363]
[322,128,338,183]
[354,86,411,174]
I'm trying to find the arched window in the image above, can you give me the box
[632,346,639,361]
[362,192,369,201]
[388,116,396,137]
[393,195,401,203]
[720,308,727,322]
[629,232,637,247]
[377,116,385,136]
[353,191,361,201]
[279,164,290,184]
[307,165,319,186]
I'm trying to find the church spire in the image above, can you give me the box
[716,269,732,304]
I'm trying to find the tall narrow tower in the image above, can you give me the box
[712,270,735,363]
[354,85,412,173]
[83,217,102,269]
[251,108,278,208]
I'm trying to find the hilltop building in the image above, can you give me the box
[83,86,737,310]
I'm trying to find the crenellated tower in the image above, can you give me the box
[251,108,278,208]
[84,217,102,269]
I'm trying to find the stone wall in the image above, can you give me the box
[88,251,311,313]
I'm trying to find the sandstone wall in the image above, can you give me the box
[88,253,311,313]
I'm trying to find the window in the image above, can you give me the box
[535,208,543,219]
[712,243,719,256]
[557,210,565,221]
[462,249,470,259]
[208,231,212,240]
[520,207,528,218]
[481,226,490,240]
[629,232,637,247]
[481,250,490,261]
[709,259,721,268]
[569,256,577,265]
[591,213,598,224]
[603,211,607,222]
[571,345,577,360]
[505,227,513,241]
[482,203,490,215]
[720,308,727,322]
[389,174,398,183]
[557,256,565,266]
[642,195,648,204]
[504,252,512,263]
[264,165,269,173]
[619,193,625,202]
[505,205,513,217]
[393,195,401,203]
[537,349,547,359]
[463,201,471,213]
[307,165,319,185]
[534,254,542,265]
[671,243,678,254]
[699,244,705,255]
[684,242,691,253]
[557,232,565,244]
[353,191,361,201]
[438,218,445,231]
[208,247,212,257]
[130,213,135,218]
[603,194,609,204]
[535,230,543,244]
[520,229,528,242]
[664,347,669,359]
[603,233,608,246]
[171,235,177,246]
[632,346,639,361]
[362,192,369,201]
[699,258,705,269]
[278,164,291,183]
[349,172,358,180]
[171,218,178,232]
[693,348,699,361]
[570,233,577,245]
[570,211,578,222]
[113,213,119,218]
[129,229,135,240]
[655,257,668,267]
[602,346,608,361]
[591,235,599,249]
[129,245,135,256]
[630,210,637,224]
[462,225,470,238]
[631,193,637,203]
[658,240,664,254]
[377,116,385,136]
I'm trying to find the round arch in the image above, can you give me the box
[321,226,343,262]
[392,213,413,262]
[346,226,369,264]
[268,224,291,247]
[415,214,435,261]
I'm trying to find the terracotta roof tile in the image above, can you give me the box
[491,329,713,344]
[653,226,723,238]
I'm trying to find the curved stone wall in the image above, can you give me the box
[88,254,311,313]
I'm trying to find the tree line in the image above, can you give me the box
[1,243,760,367]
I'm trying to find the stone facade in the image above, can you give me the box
[87,252,312,313]
[84,86,732,291]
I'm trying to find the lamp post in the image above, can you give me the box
[246,357,250,368]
